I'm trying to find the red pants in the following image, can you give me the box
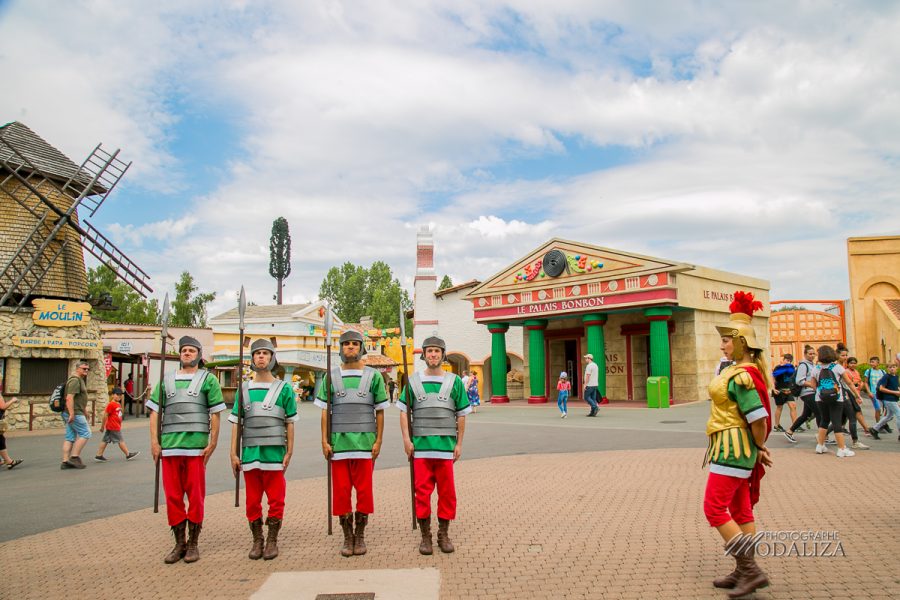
[703,472,754,527]
[162,455,206,527]
[332,458,374,516]
[414,457,456,520]
[244,469,286,522]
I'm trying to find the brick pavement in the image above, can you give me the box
[3,448,897,600]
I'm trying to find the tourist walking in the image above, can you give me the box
[317,330,387,557]
[869,362,900,441]
[61,360,93,470]
[230,339,297,560]
[784,345,820,443]
[862,356,888,430]
[703,291,772,598]
[467,372,480,413]
[582,354,600,416]
[771,353,797,432]
[556,372,570,417]
[94,387,139,462]
[0,391,22,469]
[147,336,226,564]
[398,335,470,555]
[808,345,862,457]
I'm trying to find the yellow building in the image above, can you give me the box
[848,235,900,362]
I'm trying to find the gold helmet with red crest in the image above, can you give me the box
[715,291,765,361]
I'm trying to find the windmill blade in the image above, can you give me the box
[79,220,152,297]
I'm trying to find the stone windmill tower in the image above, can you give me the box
[0,121,151,308]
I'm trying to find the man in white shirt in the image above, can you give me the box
[582,354,600,417]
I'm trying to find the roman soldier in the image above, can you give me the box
[398,335,470,555]
[147,336,225,564]
[316,329,387,557]
[229,339,297,560]
[704,292,773,598]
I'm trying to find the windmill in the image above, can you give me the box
[0,122,152,310]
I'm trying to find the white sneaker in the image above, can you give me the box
[851,441,869,450]
[836,447,856,458]
[562,412,567,418]
[815,444,830,454]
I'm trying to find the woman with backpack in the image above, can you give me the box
[808,345,864,457]
[783,345,820,443]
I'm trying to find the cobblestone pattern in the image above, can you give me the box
[2,448,897,599]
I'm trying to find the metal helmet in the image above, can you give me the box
[249,338,278,372]
[420,336,446,361]
[715,291,764,361]
[338,330,367,363]
[178,336,203,367]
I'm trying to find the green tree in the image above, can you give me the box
[269,217,292,305]
[171,271,216,327]
[87,264,160,323]
[438,275,453,290]
[319,261,412,329]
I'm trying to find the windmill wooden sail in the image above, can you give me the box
[0,121,151,309]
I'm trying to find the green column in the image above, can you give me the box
[583,314,608,400]
[488,323,510,403]
[524,319,548,403]
[645,307,673,379]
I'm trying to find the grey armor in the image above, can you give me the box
[240,380,288,447]
[409,372,457,437]
[330,366,378,433]
[161,370,210,434]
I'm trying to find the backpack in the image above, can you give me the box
[874,374,889,401]
[791,362,810,397]
[817,365,840,402]
[49,376,77,413]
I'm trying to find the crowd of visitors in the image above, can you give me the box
[779,344,899,456]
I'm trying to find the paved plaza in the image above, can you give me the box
[3,401,899,599]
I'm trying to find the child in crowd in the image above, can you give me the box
[772,354,796,432]
[95,387,140,462]
[557,372,570,418]
[862,356,888,430]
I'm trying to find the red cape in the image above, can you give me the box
[742,365,772,506]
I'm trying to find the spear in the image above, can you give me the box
[234,286,247,508]
[400,305,417,530]
[324,304,334,536]
[153,293,170,514]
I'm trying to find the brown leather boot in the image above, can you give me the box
[712,559,739,589]
[248,518,264,560]
[263,517,282,560]
[163,520,187,564]
[727,544,769,599]
[417,517,433,555]
[183,521,202,563]
[339,514,355,557]
[437,518,455,553]
[353,512,368,555]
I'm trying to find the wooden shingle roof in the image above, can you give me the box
[0,121,101,192]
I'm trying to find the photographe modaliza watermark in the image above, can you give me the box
[725,531,845,558]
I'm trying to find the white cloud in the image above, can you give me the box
[3,0,900,313]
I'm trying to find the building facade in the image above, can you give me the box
[847,235,900,362]
[465,239,770,404]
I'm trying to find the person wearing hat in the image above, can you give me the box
[704,292,773,598]
[316,329,387,557]
[582,353,600,416]
[147,335,226,564]
[398,335,471,555]
[229,338,297,560]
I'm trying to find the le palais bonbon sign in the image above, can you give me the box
[31,299,93,327]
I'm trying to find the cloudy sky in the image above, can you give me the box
[2,0,898,317]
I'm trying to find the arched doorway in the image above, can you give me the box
[445,352,470,376]
[482,353,525,400]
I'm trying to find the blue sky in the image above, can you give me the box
[1,1,899,318]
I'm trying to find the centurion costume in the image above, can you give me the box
[229,338,297,560]
[315,329,388,557]
[704,292,772,598]
[146,336,226,565]
[398,335,472,555]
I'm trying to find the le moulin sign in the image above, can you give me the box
[31,299,92,327]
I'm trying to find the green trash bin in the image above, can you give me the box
[647,376,670,408]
